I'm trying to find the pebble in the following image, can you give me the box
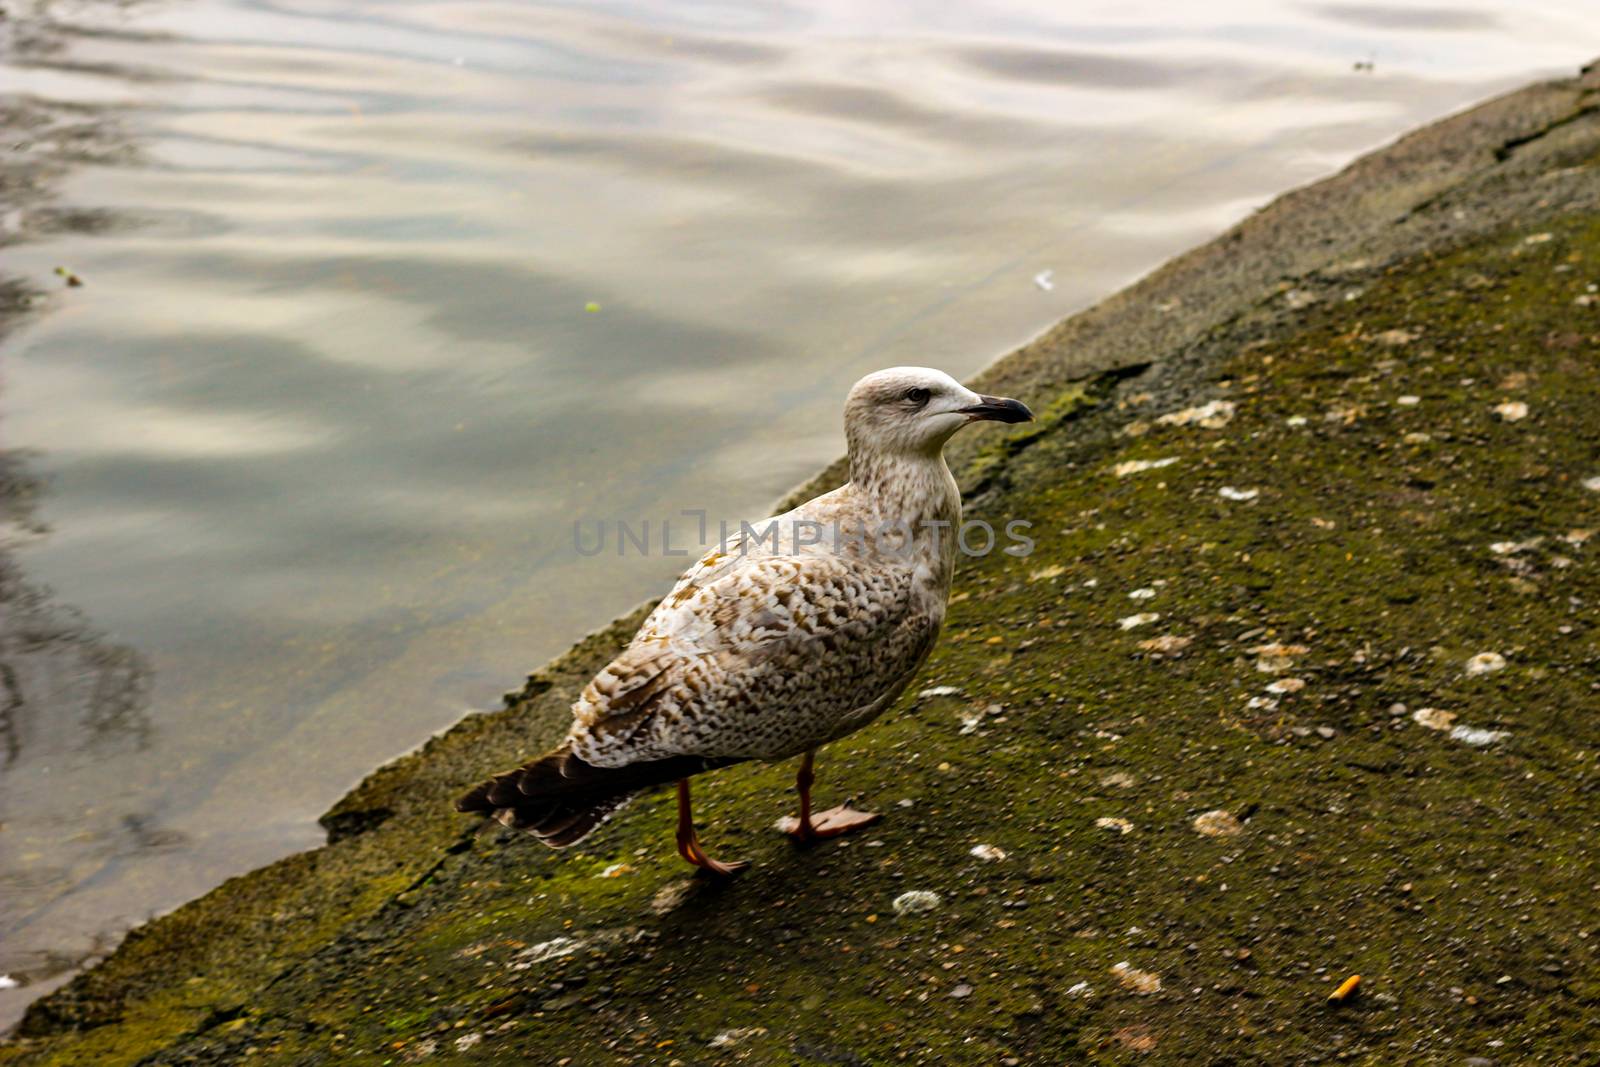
[1156,399,1235,429]
[1112,457,1179,477]
[709,1027,766,1049]
[917,685,963,699]
[1138,634,1192,653]
[1218,486,1259,501]
[1095,817,1134,835]
[1110,961,1162,994]
[1450,725,1510,747]
[1493,401,1529,422]
[1118,612,1160,630]
[1315,726,1336,739]
[969,844,1008,862]
[1128,587,1156,600]
[950,983,973,999]
[892,890,941,916]
[1396,395,1421,406]
[1286,414,1309,426]
[1192,809,1244,837]
[1266,677,1305,694]
[1465,651,1507,676]
[1249,642,1309,673]
[1412,707,1458,731]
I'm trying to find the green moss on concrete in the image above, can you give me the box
[6,69,1600,1067]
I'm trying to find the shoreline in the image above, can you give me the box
[4,57,1599,1064]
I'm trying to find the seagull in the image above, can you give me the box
[457,367,1033,874]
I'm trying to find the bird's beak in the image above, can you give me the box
[957,395,1034,424]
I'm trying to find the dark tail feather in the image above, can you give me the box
[456,746,742,849]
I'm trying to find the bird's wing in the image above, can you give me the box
[569,545,934,765]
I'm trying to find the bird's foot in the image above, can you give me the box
[778,804,882,843]
[679,837,749,877]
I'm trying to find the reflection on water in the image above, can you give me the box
[1,0,1597,1029]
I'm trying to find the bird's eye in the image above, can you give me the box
[906,387,931,406]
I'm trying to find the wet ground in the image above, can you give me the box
[3,58,1596,1066]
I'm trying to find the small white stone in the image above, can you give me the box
[1286,415,1309,427]
[0,975,16,990]
[969,844,1008,862]
[1493,400,1529,422]
[1450,725,1510,746]
[1095,817,1134,834]
[1110,961,1162,994]
[1117,612,1160,630]
[1192,809,1244,836]
[1112,457,1179,478]
[1582,475,1600,492]
[892,890,941,916]
[709,1027,767,1049]
[1396,395,1421,406]
[1266,677,1305,694]
[917,685,962,699]
[1218,486,1259,501]
[1465,652,1507,676]
[1156,399,1236,429]
[1065,981,1093,997]
[1412,707,1457,731]
[1128,587,1156,600]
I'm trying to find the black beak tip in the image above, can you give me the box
[962,395,1034,424]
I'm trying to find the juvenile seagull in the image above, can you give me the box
[457,367,1032,874]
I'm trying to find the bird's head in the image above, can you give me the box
[844,366,1033,461]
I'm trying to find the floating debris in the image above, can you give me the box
[917,685,963,699]
[969,844,1008,862]
[1493,401,1529,422]
[1192,809,1244,837]
[1095,817,1134,835]
[892,890,941,916]
[1033,269,1055,291]
[1218,486,1259,501]
[1450,725,1510,746]
[1465,651,1507,676]
[1266,677,1305,694]
[1412,707,1457,731]
[1113,457,1179,478]
[709,1027,767,1049]
[1328,974,1361,1003]
[1118,612,1160,630]
[1110,961,1162,994]
[1128,587,1156,600]
[1249,643,1310,673]
[1156,399,1235,429]
[1138,634,1192,654]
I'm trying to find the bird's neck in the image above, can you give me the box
[847,449,962,545]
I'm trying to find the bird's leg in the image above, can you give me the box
[777,749,881,843]
[674,778,748,876]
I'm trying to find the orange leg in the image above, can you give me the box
[777,749,881,843]
[675,778,748,876]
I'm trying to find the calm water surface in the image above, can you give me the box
[2,0,1596,1025]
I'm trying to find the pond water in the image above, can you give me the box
[2,0,1595,1027]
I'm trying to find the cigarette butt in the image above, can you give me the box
[1328,974,1361,1003]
